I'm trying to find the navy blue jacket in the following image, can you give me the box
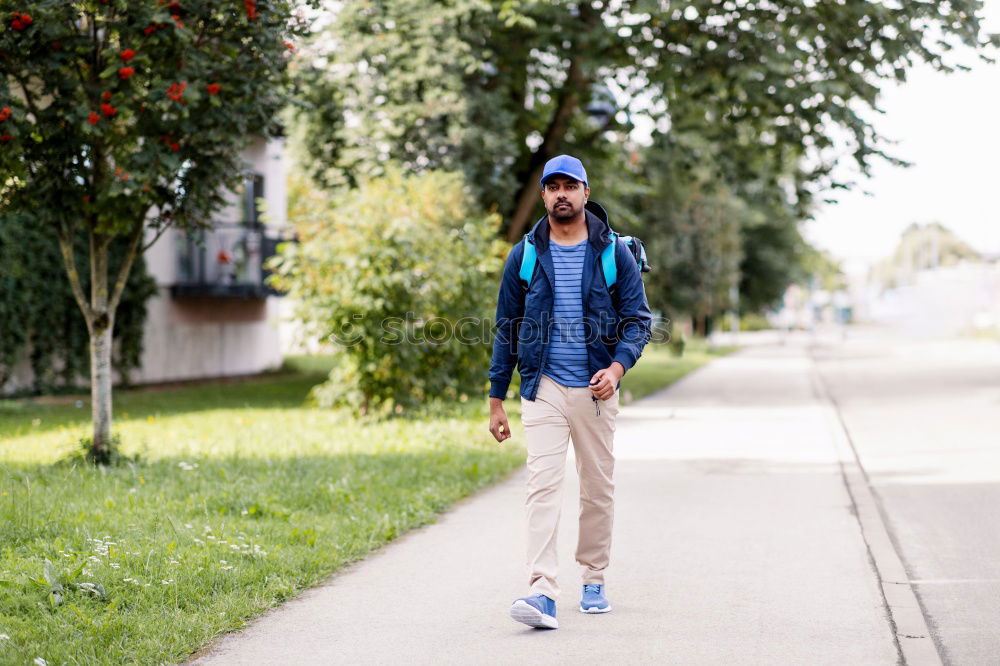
[489,201,653,401]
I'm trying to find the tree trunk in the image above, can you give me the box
[505,56,588,242]
[56,220,145,463]
[90,319,114,461]
[504,0,604,243]
[89,232,113,460]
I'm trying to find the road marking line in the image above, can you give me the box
[810,353,942,666]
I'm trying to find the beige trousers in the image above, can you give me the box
[520,374,620,600]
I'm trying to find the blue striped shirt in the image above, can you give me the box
[542,238,591,387]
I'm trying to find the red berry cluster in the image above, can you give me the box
[244,0,258,21]
[0,106,11,142]
[166,81,187,102]
[206,83,221,96]
[159,135,181,152]
[9,11,32,31]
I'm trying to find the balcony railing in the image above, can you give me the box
[170,224,292,300]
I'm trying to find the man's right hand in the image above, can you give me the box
[488,397,512,443]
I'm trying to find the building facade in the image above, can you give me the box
[1,135,295,394]
[134,135,294,383]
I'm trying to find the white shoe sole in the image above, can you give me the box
[579,604,612,614]
[510,600,559,629]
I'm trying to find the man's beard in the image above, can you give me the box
[549,201,577,220]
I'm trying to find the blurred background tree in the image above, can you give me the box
[288,0,997,332]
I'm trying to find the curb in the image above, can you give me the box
[809,355,942,666]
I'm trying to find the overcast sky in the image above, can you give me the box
[804,1,1000,273]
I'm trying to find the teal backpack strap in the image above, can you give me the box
[601,232,618,288]
[519,237,537,287]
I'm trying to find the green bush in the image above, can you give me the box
[270,166,505,415]
[739,312,773,331]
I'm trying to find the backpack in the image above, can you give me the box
[519,231,651,291]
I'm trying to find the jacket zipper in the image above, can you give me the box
[534,321,552,398]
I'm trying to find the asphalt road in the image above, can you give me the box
[811,326,1000,665]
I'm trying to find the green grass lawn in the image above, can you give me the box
[0,340,732,664]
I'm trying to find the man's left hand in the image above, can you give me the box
[589,362,625,401]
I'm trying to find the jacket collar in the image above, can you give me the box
[526,200,613,254]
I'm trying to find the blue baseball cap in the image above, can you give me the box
[540,154,588,188]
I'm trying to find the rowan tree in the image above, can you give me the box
[0,0,316,461]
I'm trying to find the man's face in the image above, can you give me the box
[541,175,589,223]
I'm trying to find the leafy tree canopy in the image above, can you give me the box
[292,0,998,240]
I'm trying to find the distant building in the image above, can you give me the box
[2,136,295,393]
[857,225,1000,337]
[135,135,295,383]
[863,261,1000,337]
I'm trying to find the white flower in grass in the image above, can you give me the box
[184,523,193,529]
[161,579,174,585]
[87,538,110,556]
[177,461,198,471]
[110,563,121,569]
[34,658,48,666]
[0,633,10,641]
[193,538,205,545]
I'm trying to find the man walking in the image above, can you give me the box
[488,154,652,629]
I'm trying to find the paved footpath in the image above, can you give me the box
[192,342,907,665]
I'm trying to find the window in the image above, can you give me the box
[241,173,265,227]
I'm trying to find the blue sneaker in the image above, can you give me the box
[579,584,611,613]
[510,593,558,629]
